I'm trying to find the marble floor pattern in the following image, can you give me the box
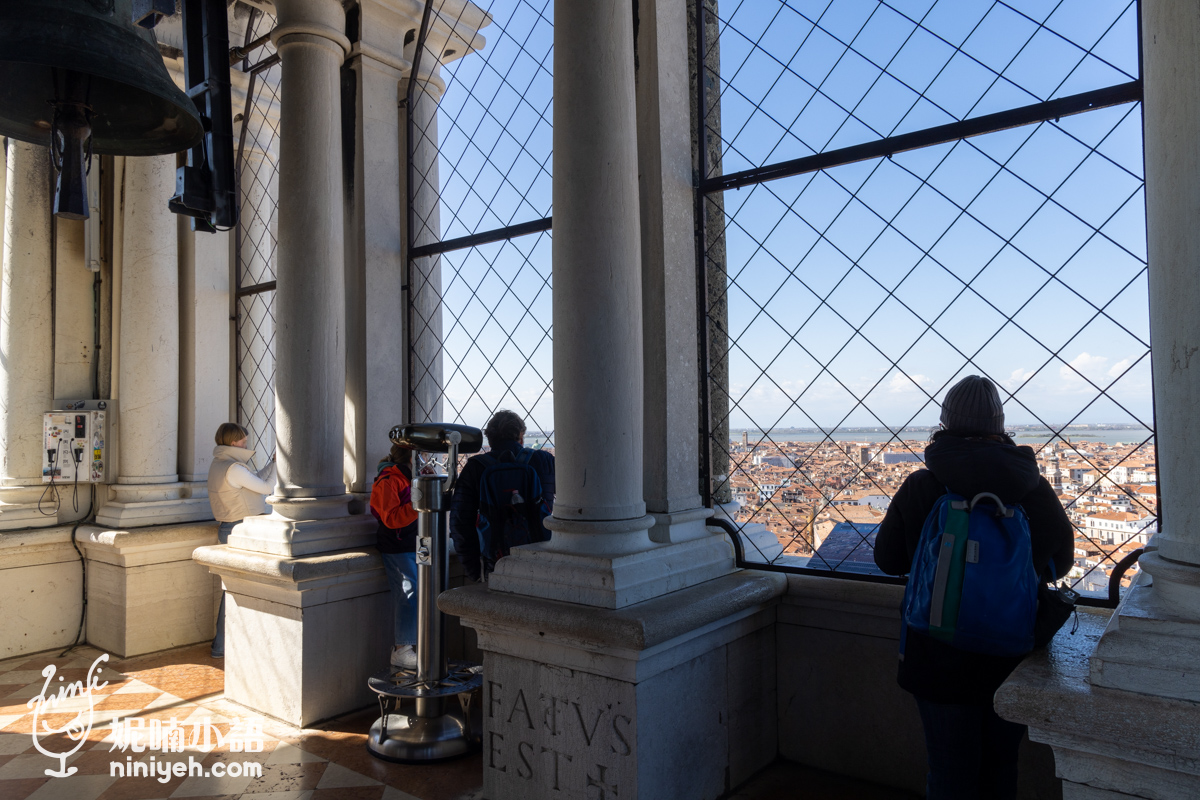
[0,643,915,800]
[0,643,483,800]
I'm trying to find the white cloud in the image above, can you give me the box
[887,372,929,393]
[1108,358,1132,378]
[1001,367,1036,390]
[1060,352,1109,382]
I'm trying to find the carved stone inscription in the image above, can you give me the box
[484,654,637,800]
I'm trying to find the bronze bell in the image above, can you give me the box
[0,0,204,218]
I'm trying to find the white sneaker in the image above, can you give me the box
[391,645,417,669]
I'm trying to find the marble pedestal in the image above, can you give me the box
[997,605,1200,799]
[78,522,219,658]
[441,570,786,800]
[93,482,215,528]
[192,544,390,726]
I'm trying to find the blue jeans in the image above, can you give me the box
[210,521,237,658]
[915,697,1027,800]
[382,551,419,647]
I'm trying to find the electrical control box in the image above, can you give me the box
[42,400,113,484]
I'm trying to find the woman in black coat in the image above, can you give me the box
[874,376,1074,800]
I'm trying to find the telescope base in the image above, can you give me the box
[366,706,477,763]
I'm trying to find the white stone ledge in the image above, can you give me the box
[996,608,1200,785]
[441,571,785,682]
[777,573,906,640]
[76,522,218,567]
[192,545,388,608]
[0,526,80,569]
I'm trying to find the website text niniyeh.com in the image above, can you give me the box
[109,756,263,782]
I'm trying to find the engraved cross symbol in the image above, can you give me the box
[587,764,618,799]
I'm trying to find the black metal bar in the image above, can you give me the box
[410,216,553,259]
[700,81,1143,195]
[1106,547,1144,607]
[406,1,435,425]
[695,0,713,509]
[236,279,277,297]
[246,52,281,75]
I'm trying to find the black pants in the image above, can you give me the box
[915,697,1027,800]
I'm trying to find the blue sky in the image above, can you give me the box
[424,0,1149,439]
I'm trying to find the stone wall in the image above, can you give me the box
[776,574,1062,798]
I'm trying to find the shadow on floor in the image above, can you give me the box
[726,759,922,800]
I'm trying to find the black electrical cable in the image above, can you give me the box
[71,443,83,513]
[59,483,97,658]
[38,440,65,516]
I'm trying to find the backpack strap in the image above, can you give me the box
[517,448,534,466]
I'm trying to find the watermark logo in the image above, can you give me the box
[26,653,109,778]
[26,651,265,781]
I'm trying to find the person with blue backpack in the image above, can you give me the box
[449,410,555,582]
[874,375,1074,800]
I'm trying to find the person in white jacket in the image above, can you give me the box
[206,422,276,658]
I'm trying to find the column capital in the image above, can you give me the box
[354,0,490,85]
[272,0,351,64]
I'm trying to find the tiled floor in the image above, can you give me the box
[0,644,914,800]
[0,643,481,800]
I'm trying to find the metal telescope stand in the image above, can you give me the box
[366,423,484,763]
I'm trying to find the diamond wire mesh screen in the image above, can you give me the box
[701,0,1153,598]
[407,0,555,451]
[234,8,281,459]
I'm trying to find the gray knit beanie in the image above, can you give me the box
[940,375,1005,435]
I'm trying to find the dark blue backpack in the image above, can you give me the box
[476,448,550,576]
[901,491,1039,657]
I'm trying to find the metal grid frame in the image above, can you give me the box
[696,0,1155,603]
[405,0,555,449]
[233,6,282,458]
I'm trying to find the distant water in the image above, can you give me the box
[732,428,1155,447]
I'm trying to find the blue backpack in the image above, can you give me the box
[475,448,550,576]
[901,491,1039,657]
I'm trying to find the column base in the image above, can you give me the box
[647,506,712,543]
[996,607,1200,799]
[489,515,736,609]
[191,543,390,726]
[1089,553,1200,703]
[94,482,214,527]
[725,521,784,563]
[440,571,786,800]
[228,495,376,557]
[0,484,62,530]
[77,522,219,658]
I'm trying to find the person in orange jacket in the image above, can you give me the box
[370,444,420,669]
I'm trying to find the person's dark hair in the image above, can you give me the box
[484,410,526,446]
[388,443,412,463]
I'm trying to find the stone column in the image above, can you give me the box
[1083,0,1200,693]
[193,0,391,727]
[443,5,786,798]
[487,0,734,608]
[997,5,1200,797]
[226,0,376,557]
[0,141,56,529]
[178,210,232,483]
[636,0,733,585]
[95,155,210,527]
